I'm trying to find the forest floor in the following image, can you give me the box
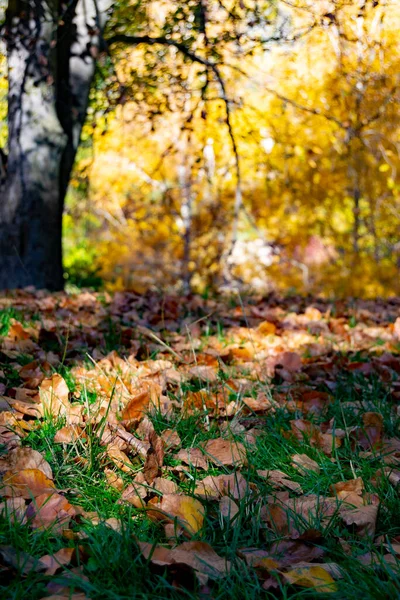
[0,289,399,599]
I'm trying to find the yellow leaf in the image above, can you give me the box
[282,566,337,593]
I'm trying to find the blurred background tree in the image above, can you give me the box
[1,0,399,297]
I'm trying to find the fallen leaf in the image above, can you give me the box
[39,374,71,418]
[275,352,302,373]
[106,446,134,473]
[358,412,383,450]
[152,477,178,495]
[39,547,75,576]
[282,565,337,593]
[138,540,229,581]
[0,545,47,574]
[26,492,77,532]
[331,477,364,497]
[291,453,320,474]
[104,468,125,491]
[148,494,205,535]
[176,447,208,470]
[203,438,247,467]
[144,430,164,484]
[0,497,26,523]
[194,473,250,500]
[257,469,303,493]
[2,469,56,498]
[161,429,181,449]
[188,365,218,382]
[219,496,239,521]
[121,390,150,423]
[0,447,53,479]
[54,426,85,444]
[340,503,378,538]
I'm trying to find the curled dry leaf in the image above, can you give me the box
[257,469,303,494]
[2,469,56,498]
[148,494,205,535]
[331,477,364,497]
[39,374,70,418]
[120,390,150,424]
[54,425,85,444]
[340,503,379,538]
[291,453,320,475]
[39,547,76,576]
[358,412,383,450]
[0,447,53,479]
[188,365,218,382]
[26,492,77,532]
[106,446,134,473]
[104,468,125,491]
[194,473,250,500]
[144,430,164,484]
[0,544,47,575]
[152,477,178,495]
[274,351,302,373]
[203,438,247,467]
[161,429,181,449]
[120,473,148,508]
[176,447,208,470]
[282,565,337,593]
[219,496,239,521]
[138,540,229,581]
[0,497,26,523]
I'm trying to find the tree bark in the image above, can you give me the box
[0,0,109,290]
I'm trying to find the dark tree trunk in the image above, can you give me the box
[0,0,109,290]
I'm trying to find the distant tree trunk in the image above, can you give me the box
[0,0,109,290]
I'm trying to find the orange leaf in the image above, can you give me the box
[3,469,56,498]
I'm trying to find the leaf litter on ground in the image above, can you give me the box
[0,290,399,597]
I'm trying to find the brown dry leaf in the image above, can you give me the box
[161,429,181,449]
[39,374,71,418]
[152,477,178,495]
[144,430,164,484]
[0,497,26,523]
[26,492,77,532]
[0,447,53,479]
[219,496,239,521]
[188,365,218,382]
[243,393,275,413]
[203,438,247,467]
[275,352,302,373]
[194,473,250,500]
[2,469,56,498]
[39,547,75,576]
[138,540,229,580]
[264,539,325,568]
[54,426,85,444]
[331,477,364,497]
[0,544,47,574]
[291,454,320,475]
[176,447,208,470]
[340,503,379,538]
[104,468,124,491]
[119,472,148,508]
[120,390,150,423]
[358,412,383,450]
[282,565,337,593]
[106,446,134,473]
[257,469,303,494]
[148,494,205,535]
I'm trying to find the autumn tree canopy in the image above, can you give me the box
[0,0,399,296]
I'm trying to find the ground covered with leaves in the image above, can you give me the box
[0,290,400,599]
